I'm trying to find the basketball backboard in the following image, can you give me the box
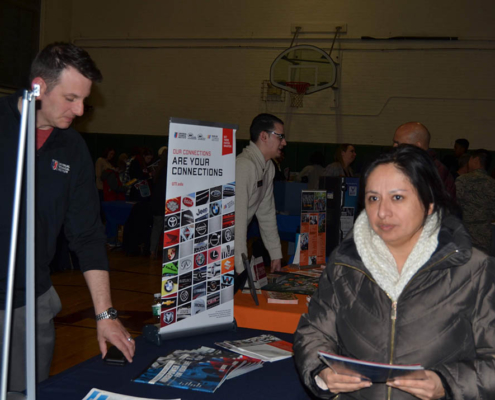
[270,45,337,95]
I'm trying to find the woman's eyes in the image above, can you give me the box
[368,196,378,202]
[393,195,403,201]
[367,195,403,202]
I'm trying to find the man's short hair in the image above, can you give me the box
[455,138,469,151]
[29,42,102,91]
[249,114,284,143]
[471,149,492,170]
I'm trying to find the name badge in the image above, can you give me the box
[257,180,263,188]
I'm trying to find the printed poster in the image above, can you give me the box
[299,191,326,266]
[161,118,237,337]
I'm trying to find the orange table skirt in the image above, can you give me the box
[234,291,308,334]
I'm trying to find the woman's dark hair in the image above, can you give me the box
[335,143,353,166]
[101,147,115,159]
[362,144,453,220]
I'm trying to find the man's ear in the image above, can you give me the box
[259,131,268,143]
[32,77,47,96]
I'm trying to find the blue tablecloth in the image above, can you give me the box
[102,201,135,239]
[36,327,312,400]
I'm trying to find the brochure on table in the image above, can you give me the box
[160,118,237,338]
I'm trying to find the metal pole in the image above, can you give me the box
[25,86,39,400]
[1,86,38,400]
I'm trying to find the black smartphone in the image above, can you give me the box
[104,346,127,366]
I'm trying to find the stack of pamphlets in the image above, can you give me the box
[215,334,293,362]
[134,346,262,393]
[264,291,299,304]
[318,351,426,383]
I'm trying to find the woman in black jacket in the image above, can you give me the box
[294,145,495,399]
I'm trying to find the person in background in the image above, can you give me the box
[325,144,356,177]
[235,114,286,275]
[456,149,495,254]
[0,42,134,393]
[296,151,326,190]
[129,147,154,201]
[295,145,495,399]
[443,138,469,176]
[95,147,116,200]
[454,153,470,179]
[393,122,456,200]
[117,153,128,184]
[150,146,168,259]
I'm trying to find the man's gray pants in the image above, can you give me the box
[0,286,62,392]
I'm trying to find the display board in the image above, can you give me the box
[160,118,237,337]
[299,190,326,266]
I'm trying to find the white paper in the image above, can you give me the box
[82,388,180,400]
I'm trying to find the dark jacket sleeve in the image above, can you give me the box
[294,258,341,399]
[431,254,495,398]
[63,139,108,272]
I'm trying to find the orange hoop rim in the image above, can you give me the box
[285,81,311,94]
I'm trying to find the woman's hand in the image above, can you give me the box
[386,370,445,400]
[318,368,372,393]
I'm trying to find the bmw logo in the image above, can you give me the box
[210,203,220,216]
[164,280,174,292]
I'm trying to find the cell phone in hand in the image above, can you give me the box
[104,346,127,366]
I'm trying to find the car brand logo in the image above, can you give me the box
[166,199,180,213]
[164,280,174,292]
[210,190,221,199]
[180,290,190,302]
[195,190,209,206]
[209,250,219,260]
[180,259,192,271]
[183,197,194,207]
[167,247,177,261]
[163,312,174,324]
[195,253,205,266]
[166,215,179,228]
[224,228,233,242]
[181,210,194,226]
[195,222,207,236]
[209,233,220,247]
[210,203,220,216]
[162,299,175,306]
[208,281,219,291]
[181,226,193,241]
[188,133,196,140]
[222,275,234,285]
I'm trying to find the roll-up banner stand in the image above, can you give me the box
[160,118,238,339]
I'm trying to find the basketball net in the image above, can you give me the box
[286,82,310,108]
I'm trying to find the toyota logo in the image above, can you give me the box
[167,216,179,228]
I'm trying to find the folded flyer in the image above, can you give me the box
[318,351,427,383]
[215,335,293,362]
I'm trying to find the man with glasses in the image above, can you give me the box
[234,114,287,276]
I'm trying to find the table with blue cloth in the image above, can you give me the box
[102,201,135,239]
[36,327,312,399]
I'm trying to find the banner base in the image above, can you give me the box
[143,319,237,346]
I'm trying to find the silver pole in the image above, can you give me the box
[1,86,38,400]
[25,86,39,400]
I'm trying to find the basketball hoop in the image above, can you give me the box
[285,82,310,108]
